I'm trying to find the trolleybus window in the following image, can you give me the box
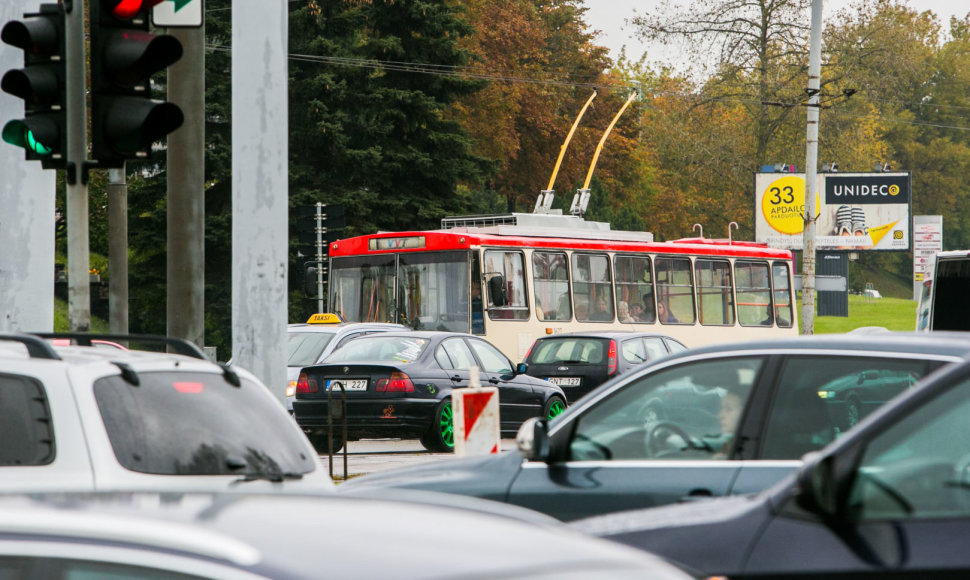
[572,253,614,323]
[484,250,529,321]
[735,261,772,326]
[533,251,571,322]
[330,255,396,323]
[614,256,655,323]
[772,261,794,328]
[655,257,695,324]
[695,259,734,326]
[398,251,470,332]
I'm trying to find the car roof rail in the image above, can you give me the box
[0,332,62,360]
[34,333,208,360]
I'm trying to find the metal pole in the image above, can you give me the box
[800,0,823,335]
[107,166,128,333]
[316,202,324,313]
[0,0,55,332]
[65,0,89,331]
[167,25,205,347]
[232,1,288,403]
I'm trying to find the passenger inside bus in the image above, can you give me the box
[657,299,679,323]
[639,293,656,322]
[589,296,613,322]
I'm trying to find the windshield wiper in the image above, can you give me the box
[232,471,305,484]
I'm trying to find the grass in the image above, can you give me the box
[54,298,111,332]
[813,294,918,334]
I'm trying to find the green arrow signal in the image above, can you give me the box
[2,120,53,155]
[169,0,193,12]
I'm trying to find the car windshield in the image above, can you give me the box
[325,336,429,363]
[530,338,605,365]
[288,331,336,366]
[94,372,317,476]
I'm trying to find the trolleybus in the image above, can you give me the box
[325,213,797,362]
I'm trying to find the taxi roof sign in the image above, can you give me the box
[306,313,344,324]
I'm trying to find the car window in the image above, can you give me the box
[530,338,605,365]
[94,372,317,476]
[437,338,476,371]
[334,332,362,350]
[0,557,204,580]
[0,374,53,466]
[621,339,647,365]
[665,339,688,354]
[325,336,428,363]
[468,339,513,374]
[643,337,667,360]
[760,356,930,459]
[288,331,336,366]
[848,374,970,521]
[568,357,765,461]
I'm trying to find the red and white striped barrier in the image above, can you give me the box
[453,368,500,456]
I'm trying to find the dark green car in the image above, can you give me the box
[339,333,970,521]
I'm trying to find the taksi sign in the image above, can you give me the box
[754,172,911,252]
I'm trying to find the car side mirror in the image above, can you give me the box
[487,275,508,307]
[515,362,528,375]
[516,417,551,462]
[794,451,841,518]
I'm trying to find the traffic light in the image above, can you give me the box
[1,4,67,169]
[90,0,183,168]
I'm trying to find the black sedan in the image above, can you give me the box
[293,331,567,452]
[522,331,687,403]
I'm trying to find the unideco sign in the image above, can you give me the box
[754,172,911,252]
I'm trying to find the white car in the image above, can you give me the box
[0,332,333,493]
[285,313,406,412]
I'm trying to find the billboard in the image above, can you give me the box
[754,172,911,251]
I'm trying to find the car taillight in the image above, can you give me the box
[607,340,617,376]
[376,372,414,393]
[296,372,318,394]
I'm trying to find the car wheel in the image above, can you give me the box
[845,395,862,429]
[307,429,345,454]
[420,398,455,452]
[543,395,567,420]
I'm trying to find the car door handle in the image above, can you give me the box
[488,377,500,384]
[679,489,714,502]
[450,375,462,382]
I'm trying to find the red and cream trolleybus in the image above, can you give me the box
[326,213,797,362]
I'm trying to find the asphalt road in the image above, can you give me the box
[320,438,517,482]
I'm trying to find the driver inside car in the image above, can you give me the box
[648,383,752,459]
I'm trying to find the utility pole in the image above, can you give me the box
[65,0,90,331]
[107,166,127,332]
[800,0,823,335]
[167,25,205,348]
[232,2,288,402]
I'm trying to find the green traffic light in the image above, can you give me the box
[25,127,52,155]
[2,119,56,157]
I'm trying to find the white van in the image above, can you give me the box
[916,250,970,331]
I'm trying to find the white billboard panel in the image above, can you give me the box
[754,172,911,252]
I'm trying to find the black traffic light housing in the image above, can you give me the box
[90,0,183,168]
[1,3,67,169]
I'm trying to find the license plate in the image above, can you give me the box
[548,377,581,387]
[327,379,368,391]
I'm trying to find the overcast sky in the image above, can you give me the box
[584,0,970,65]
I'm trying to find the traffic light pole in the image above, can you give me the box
[107,166,128,334]
[64,0,89,330]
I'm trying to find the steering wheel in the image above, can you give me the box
[648,422,706,457]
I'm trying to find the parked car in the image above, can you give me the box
[521,331,687,402]
[0,490,692,579]
[292,331,567,453]
[574,344,970,578]
[338,333,970,521]
[0,332,333,493]
[285,313,407,412]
